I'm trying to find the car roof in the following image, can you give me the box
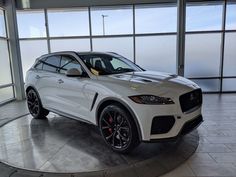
[38,51,120,60]
[77,51,118,56]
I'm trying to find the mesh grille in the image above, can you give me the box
[179,89,202,113]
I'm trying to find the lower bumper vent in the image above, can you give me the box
[151,116,175,134]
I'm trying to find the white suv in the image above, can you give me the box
[25,51,203,153]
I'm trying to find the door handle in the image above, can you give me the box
[35,75,40,79]
[57,79,64,84]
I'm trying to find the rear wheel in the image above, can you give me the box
[27,89,49,119]
[99,103,140,153]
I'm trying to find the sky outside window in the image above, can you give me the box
[48,8,90,37]
[91,6,133,35]
[226,3,236,30]
[135,4,177,34]
[0,10,6,37]
[186,3,223,31]
[17,10,46,38]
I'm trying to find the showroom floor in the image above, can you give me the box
[0,94,236,177]
[162,94,236,177]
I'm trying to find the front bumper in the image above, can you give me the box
[126,88,203,141]
[144,114,203,142]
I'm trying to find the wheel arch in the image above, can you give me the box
[25,85,36,93]
[25,85,43,106]
[96,97,143,141]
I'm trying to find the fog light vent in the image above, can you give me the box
[151,116,175,134]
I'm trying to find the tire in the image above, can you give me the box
[26,89,49,119]
[99,103,140,153]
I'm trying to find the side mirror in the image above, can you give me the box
[66,68,82,77]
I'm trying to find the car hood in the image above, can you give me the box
[96,71,199,96]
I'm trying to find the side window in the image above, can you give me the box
[43,56,61,72]
[34,60,43,70]
[59,55,83,74]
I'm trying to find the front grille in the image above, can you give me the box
[179,89,202,113]
[181,115,203,135]
[151,116,175,134]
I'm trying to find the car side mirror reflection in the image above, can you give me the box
[66,68,82,77]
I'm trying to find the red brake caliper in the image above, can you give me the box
[108,117,113,134]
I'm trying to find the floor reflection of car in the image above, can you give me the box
[25,51,203,153]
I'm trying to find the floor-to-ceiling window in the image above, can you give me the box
[91,6,134,60]
[48,8,91,53]
[0,7,14,104]
[185,0,236,92]
[185,1,223,92]
[16,1,236,92]
[17,4,177,81]
[135,4,177,74]
[222,0,236,92]
[17,10,48,79]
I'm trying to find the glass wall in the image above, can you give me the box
[136,35,176,73]
[223,1,236,92]
[91,6,135,61]
[17,10,46,38]
[17,4,178,82]
[91,6,133,35]
[0,9,6,37]
[92,37,134,60]
[20,40,48,78]
[15,1,236,92]
[0,8,14,104]
[135,4,177,73]
[50,38,90,52]
[17,10,48,78]
[186,2,222,31]
[185,33,221,78]
[48,8,90,37]
[185,1,223,92]
[135,4,177,34]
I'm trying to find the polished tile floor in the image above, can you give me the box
[0,94,236,177]
[0,113,198,173]
[162,94,236,177]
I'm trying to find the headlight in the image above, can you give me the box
[129,95,174,105]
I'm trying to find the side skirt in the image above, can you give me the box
[46,107,96,126]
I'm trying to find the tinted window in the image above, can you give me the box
[80,54,141,75]
[43,56,61,72]
[34,60,43,70]
[59,55,83,74]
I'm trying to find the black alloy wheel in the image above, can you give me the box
[27,89,49,119]
[99,104,139,153]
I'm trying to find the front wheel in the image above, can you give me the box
[99,104,140,153]
[27,89,49,119]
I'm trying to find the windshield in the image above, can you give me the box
[79,54,143,75]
